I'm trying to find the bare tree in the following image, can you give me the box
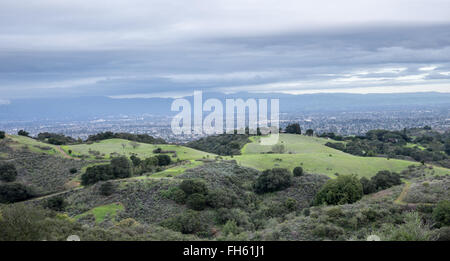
[130,142,140,149]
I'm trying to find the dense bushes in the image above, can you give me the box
[433,200,450,227]
[254,168,292,194]
[360,170,402,194]
[17,130,29,137]
[99,181,115,196]
[285,123,301,134]
[293,166,304,177]
[160,210,207,235]
[110,157,132,179]
[186,193,206,210]
[81,164,113,185]
[86,132,166,144]
[0,131,5,139]
[314,175,363,205]
[37,132,76,145]
[0,204,57,240]
[0,162,18,182]
[81,156,132,185]
[179,179,208,195]
[156,154,171,166]
[44,196,67,211]
[186,134,251,156]
[0,183,34,203]
[324,127,449,165]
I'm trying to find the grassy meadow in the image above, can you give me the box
[234,134,449,178]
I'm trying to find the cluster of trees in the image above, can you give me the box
[325,127,449,166]
[360,170,402,194]
[187,134,250,156]
[0,162,35,203]
[0,162,34,203]
[17,130,29,137]
[254,168,293,194]
[130,154,171,175]
[0,183,34,203]
[36,132,77,145]
[318,132,344,141]
[284,123,314,136]
[314,175,363,205]
[433,200,450,228]
[86,132,165,144]
[81,156,132,185]
[0,131,5,139]
[82,153,173,185]
[285,123,301,134]
[0,162,18,182]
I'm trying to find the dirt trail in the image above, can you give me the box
[394,182,411,205]
[23,187,83,203]
[55,146,80,160]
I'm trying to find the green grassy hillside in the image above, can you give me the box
[62,138,215,161]
[234,134,449,178]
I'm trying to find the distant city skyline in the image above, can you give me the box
[1,0,450,102]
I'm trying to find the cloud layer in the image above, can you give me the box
[1,0,450,99]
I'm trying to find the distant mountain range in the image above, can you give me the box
[0,92,449,121]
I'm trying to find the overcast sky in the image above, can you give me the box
[1,0,450,101]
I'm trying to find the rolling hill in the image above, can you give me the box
[233,134,449,178]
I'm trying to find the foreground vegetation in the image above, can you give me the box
[0,127,449,241]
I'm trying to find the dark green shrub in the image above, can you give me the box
[284,198,298,212]
[179,179,208,195]
[285,123,301,134]
[186,193,206,210]
[360,170,402,194]
[81,164,112,185]
[0,131,5,139]
[0,162,18,182]
[360,177,376,194]
[99,181,115,196]
[0,204,49,240]
[141,157,158,172]
[130,155,142,166]
[371,170,402,191]
[0,183,34,203]
[313,224,345,240]
[69,168,77,174]
[161,210,205,234]
[110,156,132,178]
[82,157,132,185]
[293,166,304,177]
[254,168,292,194]
[156,154,171,166]
[302,208,310,216]
[206,188,236,209]
[215,208,252,229]
[44,196,67,211]
[17,130,29,137]
[161,186,187,204]
[314,174,363,205]
[433,200,450,227]
[436,227,450,241]
[222,220,240,236]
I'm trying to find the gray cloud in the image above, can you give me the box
[1,1,450,99]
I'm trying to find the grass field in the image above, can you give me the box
[234,134,449,178]
[8,135,63,156]
[62,138,215,161]
[74,202,124,223]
